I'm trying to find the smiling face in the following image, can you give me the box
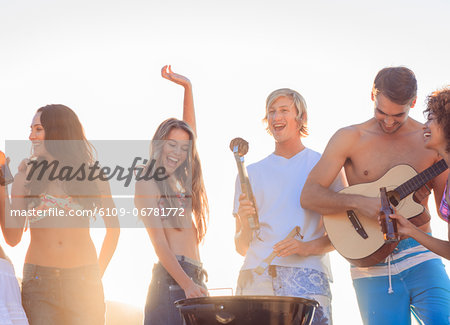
[373,93,414,134]
[161,128,190,174]
[267,96,301,143]
[29,111,47,157]
[423,112,446,153]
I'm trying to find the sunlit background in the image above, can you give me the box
[1,0,449,324]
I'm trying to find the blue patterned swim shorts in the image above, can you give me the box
[236,266,332,325]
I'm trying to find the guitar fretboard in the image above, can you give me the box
[395,159,448,200]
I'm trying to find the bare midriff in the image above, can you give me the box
[164,224,200,262]
[25,228,98,268]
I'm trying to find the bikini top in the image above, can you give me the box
[28,194,84,223]
[157,193,192,228]
[439,185,449,223]
[158,193,187,210]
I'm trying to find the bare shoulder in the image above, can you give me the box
[134,179,161,210]
[135,178,160,196]
[407,116,425,130]
[305,124,364,186]
[324,124,363,155]
[400,118,433,152]
[334,124,362,141]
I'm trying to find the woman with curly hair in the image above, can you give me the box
[134,65,209,325]
[390,86,450,260]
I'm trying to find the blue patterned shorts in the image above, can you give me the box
[236,266,332,325]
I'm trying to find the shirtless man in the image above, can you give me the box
[301,66,450,324]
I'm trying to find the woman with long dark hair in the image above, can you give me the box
[135,65,209,325]
[7,104,120,324]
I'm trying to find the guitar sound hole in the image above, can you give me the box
[389,196,399,207]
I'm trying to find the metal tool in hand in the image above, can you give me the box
[230,138,261,238]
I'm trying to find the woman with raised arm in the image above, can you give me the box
[6,105,120,324]
[390,87,450,260]
[0,153,29,324]
[135,65,209,325]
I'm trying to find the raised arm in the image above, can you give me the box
[135,179,207,298]
[161,65,196,135]
[301,127,380,219]
[96,177,120,277]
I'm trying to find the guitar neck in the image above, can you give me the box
[395,159,448,200]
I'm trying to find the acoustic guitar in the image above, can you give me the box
[323,159,448,267]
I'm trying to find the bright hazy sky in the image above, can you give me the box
[1,1,449,324]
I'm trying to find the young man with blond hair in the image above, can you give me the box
[233,88,342,325]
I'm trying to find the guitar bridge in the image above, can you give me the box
[347,210,368,239]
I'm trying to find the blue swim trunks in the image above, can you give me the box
[352,237,450,325]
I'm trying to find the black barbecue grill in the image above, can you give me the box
[175,295,319,325]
